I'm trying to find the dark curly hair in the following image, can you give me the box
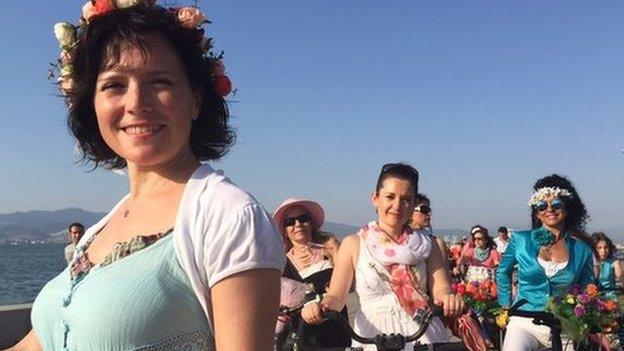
[592,232,617,260]
[65,5,234,169]
[530,174,593,248]
[375,162,419,197]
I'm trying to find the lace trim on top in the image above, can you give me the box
[134,329,213,351]
[70,229,172,280]
[537,257,568,278]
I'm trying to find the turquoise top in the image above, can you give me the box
[31,234,214,350]
[598,257,616,290]
[496,228,594,311]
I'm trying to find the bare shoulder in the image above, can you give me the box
[340,234,360,251]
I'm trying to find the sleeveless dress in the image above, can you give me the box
[598,258,617,290]
[352,234,449,350]
[31,234,213,350]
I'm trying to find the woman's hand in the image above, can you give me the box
[301,295,340,325]
[435,293,464,318]
[301,301,325,325]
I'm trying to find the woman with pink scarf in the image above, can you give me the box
[302,163,465,350]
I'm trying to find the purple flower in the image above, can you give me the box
[569,284,581,295]
[596,299,606,312]
[578,293,591,304]
[574,305,586,317]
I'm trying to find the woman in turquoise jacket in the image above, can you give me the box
[497,174,594,351]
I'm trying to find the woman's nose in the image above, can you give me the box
[125,83,153,115]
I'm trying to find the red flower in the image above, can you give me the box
[456,284,466,296]
[213,75,232,97]
[94,0,116,15]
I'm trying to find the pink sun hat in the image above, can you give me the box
[273,198,325,232]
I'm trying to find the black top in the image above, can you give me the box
[279,258,351,348]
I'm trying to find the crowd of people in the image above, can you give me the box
[5,1,621,351]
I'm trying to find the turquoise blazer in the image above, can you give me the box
[496,228,595,311]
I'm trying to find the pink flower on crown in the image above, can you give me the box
[82,2,97,22]
[212,60,225,76]
[177,7,206,29]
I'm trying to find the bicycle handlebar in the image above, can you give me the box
[322,304,444,350]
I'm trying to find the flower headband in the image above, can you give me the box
[52,0,232,99]
[527,187,573,207]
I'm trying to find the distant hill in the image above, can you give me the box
[0,208,105,243]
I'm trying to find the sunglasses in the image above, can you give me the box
[283,214,311,227]
[414,204,432,215]
[473,236,485,242]
[534,198,565,212]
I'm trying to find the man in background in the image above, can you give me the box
[494,226,510,254]
[65,222,84,263]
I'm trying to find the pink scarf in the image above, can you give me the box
[286,242,326,271]
[361,221,431,319]
[362,222,491,351]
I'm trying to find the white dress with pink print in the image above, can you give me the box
[352,233,450,350]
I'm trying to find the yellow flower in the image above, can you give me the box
[565,294,576,305]
[496,310,509,329]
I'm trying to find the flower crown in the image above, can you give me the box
[52,0,232,99]
[527,187,573,207]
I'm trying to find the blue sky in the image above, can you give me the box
[0,1,622,237]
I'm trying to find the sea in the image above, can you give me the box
[0,244,66,305]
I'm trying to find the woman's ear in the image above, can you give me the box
[191,88,203,120]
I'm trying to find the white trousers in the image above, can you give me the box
[502,316,574,351]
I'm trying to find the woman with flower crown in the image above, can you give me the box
[497,174,595,351]
[8,1,284,350]
[301,163,465,351]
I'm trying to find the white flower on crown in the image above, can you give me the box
[527,187,573,206]
[116,0,142,9]
[53,22,77,50]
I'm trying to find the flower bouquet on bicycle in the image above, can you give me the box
[547,283,621,350]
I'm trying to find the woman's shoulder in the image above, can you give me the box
[189,164,262,214]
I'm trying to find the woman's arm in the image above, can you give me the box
[426,239,463,317]
[4,330,42,351]
[302,234,358,324]
[211,268,281,351]
[496,235,517,308]
[614,260,624,287]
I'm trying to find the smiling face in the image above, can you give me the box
[535,195,567,230]
[281,206,313,247]
[596,240,610,261]
[372,177,415,235]
[93,33,201,170]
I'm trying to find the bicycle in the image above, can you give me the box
[278,297,467,351]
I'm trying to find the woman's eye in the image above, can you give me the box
[100,82,124,91]
[151,78,173,86]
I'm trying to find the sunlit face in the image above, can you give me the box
[372,177,415,234]
[93,34,201,169]
[596,240,610,260]
[68,225,84,245]
[535,195,567,229]
[281,206,313,247]
[472,232,486,249]
[410,200,431,229]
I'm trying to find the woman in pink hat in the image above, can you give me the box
[273,198,351,348]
